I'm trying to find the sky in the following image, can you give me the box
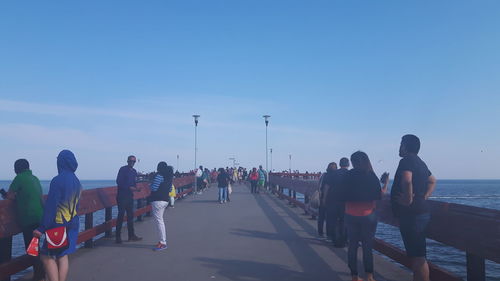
[0,1,499,180]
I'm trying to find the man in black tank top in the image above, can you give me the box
[391,135,436,281]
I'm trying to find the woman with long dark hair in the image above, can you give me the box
[318,162,337,239]
[341,151,388,281]
[150,162,174,251]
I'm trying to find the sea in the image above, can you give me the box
[1,179,499,280]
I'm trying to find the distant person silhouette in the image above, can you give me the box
[217,168,230,203]
[323,157,350,247]
[249,168,259,193]
[318,162,337,239]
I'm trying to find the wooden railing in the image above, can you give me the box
[268,174,500,281]
[0,175,195,281]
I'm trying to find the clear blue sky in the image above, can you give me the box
[1,1,499,179]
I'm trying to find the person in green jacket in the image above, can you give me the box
[8,159,45,281]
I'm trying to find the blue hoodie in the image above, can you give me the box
[38,150,81,233]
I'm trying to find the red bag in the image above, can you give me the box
[45,226,68,250]
[26,237,39,256]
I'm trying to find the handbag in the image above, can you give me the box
[228,183,232,195]
[45,226,69,252]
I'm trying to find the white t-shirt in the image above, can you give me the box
[196,169,203,177]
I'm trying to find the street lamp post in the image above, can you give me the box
[289,154,292,173]
[229,157,236,168]
[263,115,271,190]
[270,148,273,172]
[176,154,180,172]
[193,115,200,194]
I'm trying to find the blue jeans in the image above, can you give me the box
[345,212,378,276]
[218,187,227,202]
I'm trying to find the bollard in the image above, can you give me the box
[466,252,485,281]
[84,212,94,248]
[304,194,310,215]
[0,236,12,281]
[104,207,112,238]
[136,199,143,221]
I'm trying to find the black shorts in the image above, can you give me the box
[399,213,430,257]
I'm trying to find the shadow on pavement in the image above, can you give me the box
[252,193,347,281]
[195,257,311,281]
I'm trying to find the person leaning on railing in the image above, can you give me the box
[391,135,436,281]
[340,151,389,281]
[7,159,45,281]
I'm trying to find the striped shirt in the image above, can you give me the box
[150,174,164,192]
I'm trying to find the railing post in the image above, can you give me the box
[304,194,310,215]
[146,199,152,217]
[104,207,112,238]
[136,199,143,221]
[84,212,94,248]
[466,252,485,281]
[0,236,12,281]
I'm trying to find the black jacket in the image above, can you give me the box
[340,169,381,202]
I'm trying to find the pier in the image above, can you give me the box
[1,174,499,281]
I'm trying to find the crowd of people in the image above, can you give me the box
[315,134,435,281]
[1,134,435,281]
[0,153,182,281]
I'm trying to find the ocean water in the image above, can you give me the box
[2,180,500,280]
[286,180,500,281]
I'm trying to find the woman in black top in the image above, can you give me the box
[341,151,388,281]
[150,162,173,251]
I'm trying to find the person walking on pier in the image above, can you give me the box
[150,162,173,251]
[217,168,230,203]
[249,168,259,193]
[196,166,204,194]
[115,155,142,244]
[391,135,436,281]
[323,158,350,247]
[7,159,45,281]
[257,165,267,193]
[341,151,388,281]
[33,150,82,281]
[318,162,337,239]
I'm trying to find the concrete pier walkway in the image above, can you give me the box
[45,183,411,281]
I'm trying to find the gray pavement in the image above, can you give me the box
[26,183,412,281]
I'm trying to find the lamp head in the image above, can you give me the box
[263,115,270,126]
[193,115,200,126]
